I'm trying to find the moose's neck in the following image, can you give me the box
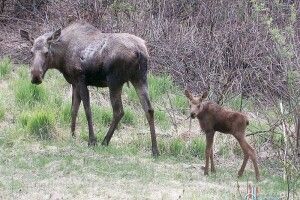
[48,42,66,70]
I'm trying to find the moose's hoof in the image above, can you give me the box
[211,168,216,173]
[152,148,160,157]
[88,138,97,146]
[101,139,109,146]
[238,170,243,177]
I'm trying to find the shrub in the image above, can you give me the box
[14,78,47,105]
[121,108,136,125]
[170,138,185,156]
[148,74,173,101]
[189,138,206,159]
[0,105,4,120]
[92,106,113,126]
[155,110,171,130]
[171,94,188,114]
[21,109,56,139]
[61,101,72,124]
[0,57,11,78]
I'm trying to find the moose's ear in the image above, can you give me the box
[202,91,208,99]
[184,89,194,100]
[20,30,34,44]
[47,28,61,43]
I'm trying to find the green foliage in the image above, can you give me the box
[20,109,55,139]
[122,108,136,125]
[92,106,113,126]
[0,104,4,120]
[125,86,139,103]
[155,110,171,130]
[14,78,47,105]
[171,94,188,114]
[61,101,72,124]
[0,57,11,78]
[169,138,185,156]
[189,138,206,159]
[148,74,173,101]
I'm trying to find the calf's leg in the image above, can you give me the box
[236,135,260,181]
[204,132,215,175]
[102,86,124,146]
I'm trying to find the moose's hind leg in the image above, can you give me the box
[132,81,159,157]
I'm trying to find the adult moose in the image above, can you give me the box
[20,22,159,156]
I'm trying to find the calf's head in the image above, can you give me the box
[184,89,208,119]
[20,29,61,84]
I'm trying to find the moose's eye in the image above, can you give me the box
[197,105,201,108]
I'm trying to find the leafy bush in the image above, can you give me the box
[189,138,206,159]
[155,110,171,130]
[14,78,47,105]
[122,108,136,125]
[0,57,11,78]
[148,74,173,101]
[0,105,4,120]
[20,109,55,139]
[170,138,185,156]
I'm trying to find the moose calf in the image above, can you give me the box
[184,89,260,180]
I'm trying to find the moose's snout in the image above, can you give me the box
[31,69,43,85]
[31,76,42,84]
[190,113,196,119]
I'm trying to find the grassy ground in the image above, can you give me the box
[0,58,298,199]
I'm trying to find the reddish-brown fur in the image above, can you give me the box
[184,89,260,180]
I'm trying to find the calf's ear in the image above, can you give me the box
[184,89,193,100]
[20,30,34,44]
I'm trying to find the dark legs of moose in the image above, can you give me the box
[235,135,260,181]
[203,132,215,175]
[132,81,159,157]
[78,82,97,146]
[102,86,124,146]
[71,85,81,137]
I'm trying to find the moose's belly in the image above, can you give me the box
[85,67,108,87]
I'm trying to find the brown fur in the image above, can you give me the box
[20,21,159,156]
[185,89,260,180]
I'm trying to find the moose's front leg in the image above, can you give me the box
[71,84,81,137]
[78,81,97,146]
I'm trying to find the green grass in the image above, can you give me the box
[0,58,298,199]
[122,107,137,125]
[0,104,4,120]
[14,78,47,105]
[169,138,185,156]
[92,106,113,126]
[189,137,206,159]
[20,108,56,139]
[155,110,171,130]
[0,57,11,78]
[171,94,188,114]
[148,73,173,101]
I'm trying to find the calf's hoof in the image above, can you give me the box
[211,168,216,173]
[88,138,97,146]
